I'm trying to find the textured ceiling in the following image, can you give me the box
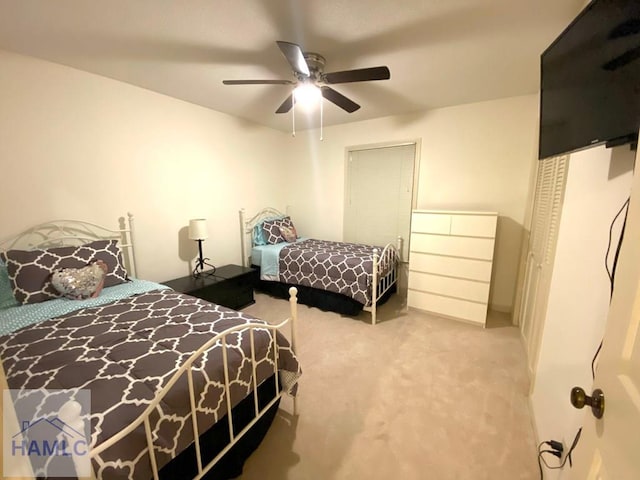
[0,0,585,132]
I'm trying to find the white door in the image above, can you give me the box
[571,146,640,479]
[344,143,416,260]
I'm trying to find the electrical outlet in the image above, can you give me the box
[548,439,564,453]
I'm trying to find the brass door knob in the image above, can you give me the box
[571,386,605,419]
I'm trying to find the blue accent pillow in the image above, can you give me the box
[0,260,19,310]
[252,224,268,246]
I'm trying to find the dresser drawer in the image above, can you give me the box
[408,271,490,303]
[410,233,495,260]
[411,213,451,234]
[408,252,493,282]
[408,290,488,325]
[450,214,497,238]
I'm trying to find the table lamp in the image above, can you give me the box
[188,219,215,277]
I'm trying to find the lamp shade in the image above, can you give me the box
[188,219,208,240]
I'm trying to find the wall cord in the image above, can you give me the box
[538,428,582,479]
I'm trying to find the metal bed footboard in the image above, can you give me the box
[58,288,300,480]
[365,238,401,325]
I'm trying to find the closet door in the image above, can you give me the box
[344,143,416,260]
[519,155,568,377]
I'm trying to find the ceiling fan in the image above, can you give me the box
[222,41,391,114]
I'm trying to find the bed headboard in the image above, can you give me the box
[0,213,138,278]
[239,207,288,267]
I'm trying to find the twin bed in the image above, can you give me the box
[0,215,300,480]
[239,207,400,325]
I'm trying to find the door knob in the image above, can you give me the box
[570,387,605,419]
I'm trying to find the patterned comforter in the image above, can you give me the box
[278,238,396,306]
[0,290,300,479]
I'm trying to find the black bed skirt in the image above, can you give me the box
[159,374,280,480]
[253,270,397,316]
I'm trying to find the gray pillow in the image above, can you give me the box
[262,216,297,245]
[0,239,128,305]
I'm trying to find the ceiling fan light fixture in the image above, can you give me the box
[293,83,321,110]
[223,41,389,140]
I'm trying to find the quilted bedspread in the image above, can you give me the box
[278,238,395,306]
[0,290,300,479]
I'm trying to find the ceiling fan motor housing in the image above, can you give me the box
[301,52,326,82]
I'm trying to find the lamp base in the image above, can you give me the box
[193,259,216,278]
[193,239,216,277]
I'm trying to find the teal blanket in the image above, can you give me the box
[0,279,169,336]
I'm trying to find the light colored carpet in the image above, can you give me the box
[239,291,537,480]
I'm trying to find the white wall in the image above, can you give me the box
[0,49,290,282]
[0,50,539,315]
[530,144,635,476]
[286,95,539,314]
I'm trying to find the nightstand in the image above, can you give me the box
[163,265,257,310]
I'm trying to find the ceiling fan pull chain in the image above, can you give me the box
[292,89,296,137]
[320,98,324,141]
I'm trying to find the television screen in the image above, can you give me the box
[539,0,640,160]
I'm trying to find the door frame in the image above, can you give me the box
[343,139,421,262]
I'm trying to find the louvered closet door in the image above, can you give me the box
[519,155,568,377]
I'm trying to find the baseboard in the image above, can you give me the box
[489,303,512,314]
[528,394,541,446]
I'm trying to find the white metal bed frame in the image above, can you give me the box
[0,214,300,480]
[239,207,400,325]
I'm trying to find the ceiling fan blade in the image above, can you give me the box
[323,66,390,84]
[223,79,294,85]
[276,41,310,77]
[275,94,294,114]
[321,86,360,113]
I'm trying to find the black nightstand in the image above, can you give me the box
[163,265,257,310]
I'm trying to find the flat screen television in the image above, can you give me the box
[539,0,640,160]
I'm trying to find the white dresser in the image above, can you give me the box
[407,210,498,326]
